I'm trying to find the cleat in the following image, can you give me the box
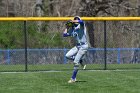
[83,65,86,70]
[68,78,76,83]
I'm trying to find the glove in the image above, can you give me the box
[65,20,73,28]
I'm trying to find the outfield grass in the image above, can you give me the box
[0,70,140,93]
[0,64,140,72]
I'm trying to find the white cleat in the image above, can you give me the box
[83,65,86,70]
[68,78,76,83]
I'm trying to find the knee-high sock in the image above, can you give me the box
[71,65,79,80]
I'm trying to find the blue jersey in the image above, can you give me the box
[63,20,88,46]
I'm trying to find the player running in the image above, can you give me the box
[63,16,89,83]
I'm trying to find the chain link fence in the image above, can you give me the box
[0,20,140,72]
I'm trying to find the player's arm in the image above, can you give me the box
[63,20,74,37]
[71,20,84,25]
[63,28,71,37]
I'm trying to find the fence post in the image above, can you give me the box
[117,48,121,64]
[24,21,28,72]
[104,21,107,70]
[7,49,10,64]
[63,48,67,64]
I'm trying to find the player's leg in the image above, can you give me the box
[68,45,88,83]
[78,44,88,69]
[68,64,79,83]
[68,48,87,83]
[66,47,78,83]
[79,59,85,67]
[68,51,85,83]
[79,55,87,70]
[65,46,78,60]
[74,44,88,65]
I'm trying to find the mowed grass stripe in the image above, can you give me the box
[0,71,140,93]
[0,64,140,71]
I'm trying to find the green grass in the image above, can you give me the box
[0,64,140,72]
[0,70,140,93]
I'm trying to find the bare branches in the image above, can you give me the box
[80,0,139,17]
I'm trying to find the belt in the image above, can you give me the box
[76,42,86,46]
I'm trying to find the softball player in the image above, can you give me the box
[63,16,89,83]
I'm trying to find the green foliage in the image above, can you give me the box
[27,22,71,48]
[0,21,23,49]
[0,22,70,49]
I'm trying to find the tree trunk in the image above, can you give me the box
[35,0,44,32]
[86,22,94,47]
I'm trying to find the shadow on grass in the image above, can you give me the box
[75,80,87,82]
